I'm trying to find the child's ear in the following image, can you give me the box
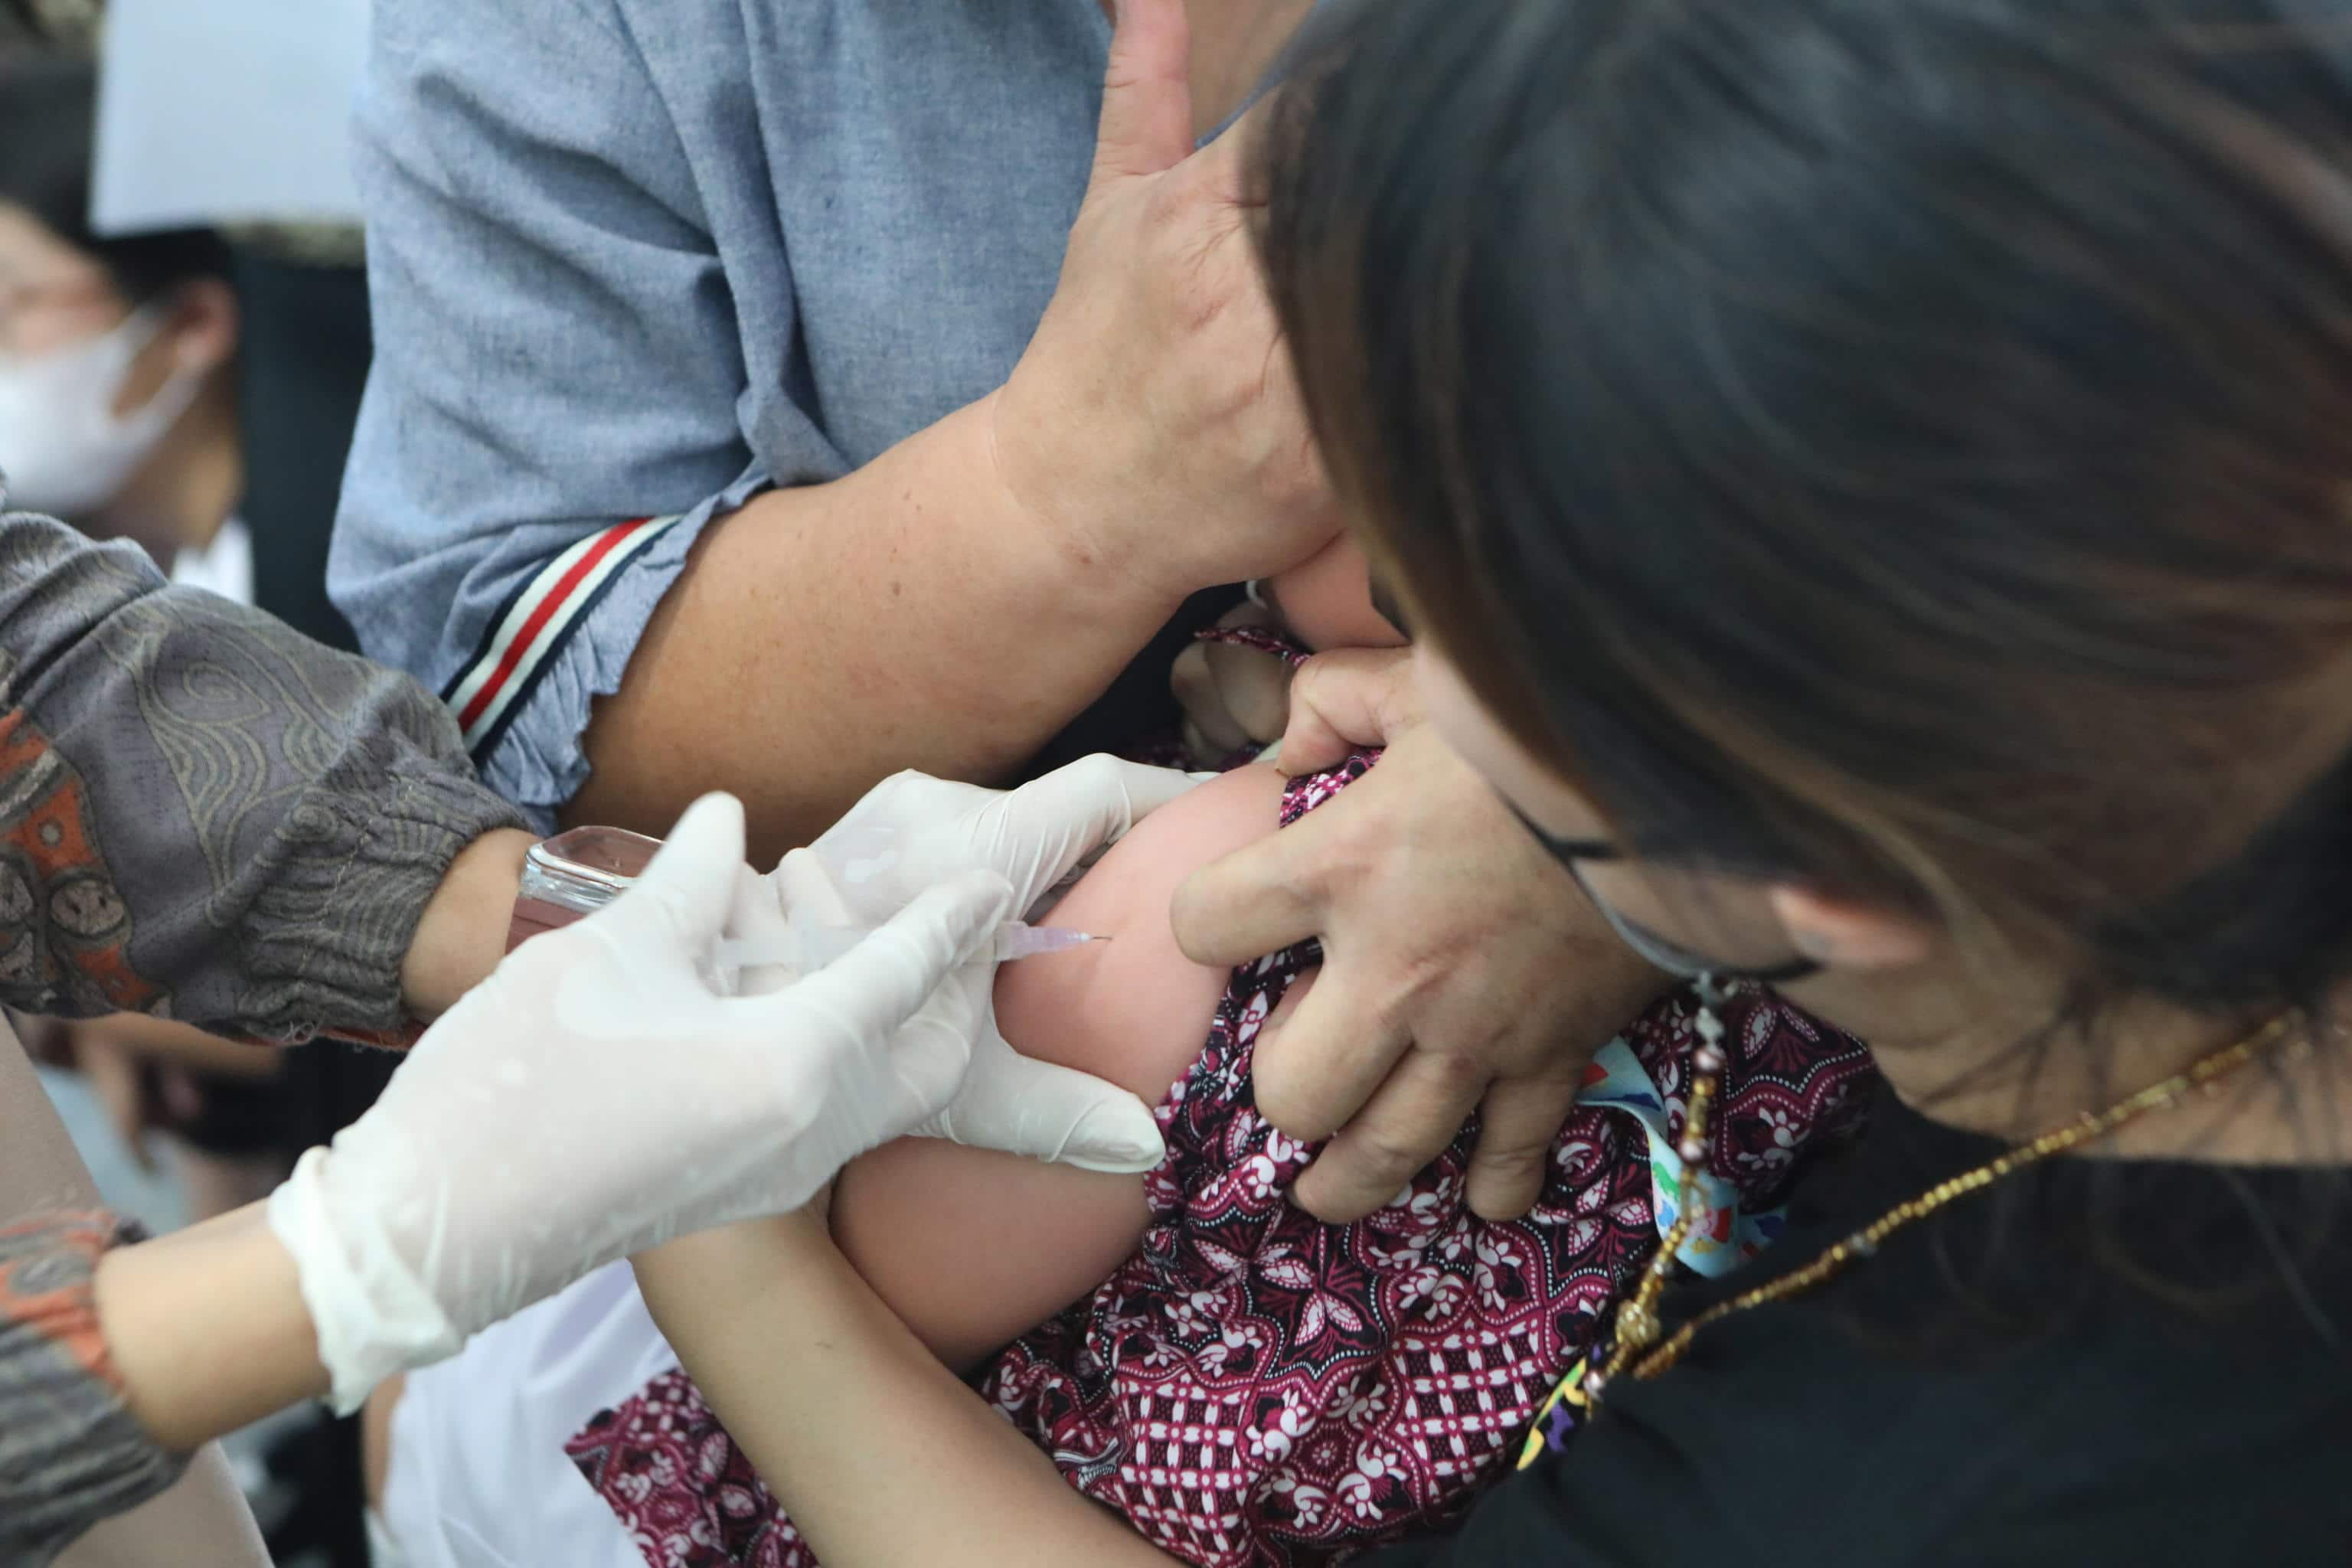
[1766,885,1935,971]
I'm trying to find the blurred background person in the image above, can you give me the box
[0,53,242,574]
[0,49,290,1230]
[0,21,391,1565]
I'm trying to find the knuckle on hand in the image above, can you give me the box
[1289,809,1380,903]
[1472,1138,1552,1182]
[1288,654,1340,714]
[1341,937,1451,1040]
[1340,1127,1435,1194]
[1252,1074,1337,1142]
[1067,752,1126,801]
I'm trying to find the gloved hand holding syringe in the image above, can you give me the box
[276,757,1197,1417]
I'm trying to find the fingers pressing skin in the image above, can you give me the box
[1277,648,1419,776]
[1286,1048,1492,1223]
[1170,807,1333,968]
[1175,720,1673,1223]
[1462,1069,1586,1222]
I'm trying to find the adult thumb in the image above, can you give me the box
[621,792,749,946]
[930,1050,1167,1174]
[988,755,1204,910]
[1091,0,1194,188]
[1277,647,1421,776]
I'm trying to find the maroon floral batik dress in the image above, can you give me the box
[565,755,1877,1568]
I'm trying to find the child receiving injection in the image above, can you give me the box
[372,541,1874,1568]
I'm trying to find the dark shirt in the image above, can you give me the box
[230,247,371,655]
[1375,1082,2352,1566]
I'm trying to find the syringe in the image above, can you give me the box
[712,922,1109,974]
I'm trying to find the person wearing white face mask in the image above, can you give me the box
[0,289,217,531]
[0,53,243,583]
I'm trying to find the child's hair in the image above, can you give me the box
[0,51,230,305]
[1258,0,2352,1023]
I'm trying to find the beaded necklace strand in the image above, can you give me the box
[1585,1006,2301,1405]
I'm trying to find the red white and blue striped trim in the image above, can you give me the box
[441,516,681,762]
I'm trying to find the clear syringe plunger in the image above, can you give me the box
[712,921,1107,975]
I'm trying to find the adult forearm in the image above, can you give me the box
[637,1217,1171,1568]
[91,1204,328,1455]
[567,398,1189,858]
[0,516,527,1044]
[397,828,534,1020]
[67,825,528,1061]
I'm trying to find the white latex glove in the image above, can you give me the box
[267,793,1012,1413]
[735,755,1204,1174]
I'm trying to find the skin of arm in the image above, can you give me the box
[639,1209,1177,1568]
[90,1204,328,1454]
[828,763,1285,1370]
[66,1016,286,1080]
[398,827,537,1021]
[566,402,1192,861]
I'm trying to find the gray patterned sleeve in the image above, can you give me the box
[0,511,528,1043]
[0,1210,188,1566]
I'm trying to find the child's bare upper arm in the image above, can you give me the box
[829,766,1288,1371]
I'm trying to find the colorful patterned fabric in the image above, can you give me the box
[0,513,526,1045]
[568,756,1878,1566]
[0,1210,187,1566]
[1200,622,1312,670]
[0,707,164,1022]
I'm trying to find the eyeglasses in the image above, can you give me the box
[1501,799,1819,985]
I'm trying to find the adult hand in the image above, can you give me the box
[989,0,1338,599]
[266,793,1014,1413]
[1170,603,1296,761]
[72,1027,172,1173]
[54,1021,263,1173]
[753,756,1202,1174]
[1171,649,1671,1223]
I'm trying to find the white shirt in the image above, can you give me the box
[167,518,255,607]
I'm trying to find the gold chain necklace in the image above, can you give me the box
[1583,1008,2301,1406]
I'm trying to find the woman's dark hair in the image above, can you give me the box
[1260,0,2352,1021]
[0,51,229,302]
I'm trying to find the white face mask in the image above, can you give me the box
[0,304,202,518]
